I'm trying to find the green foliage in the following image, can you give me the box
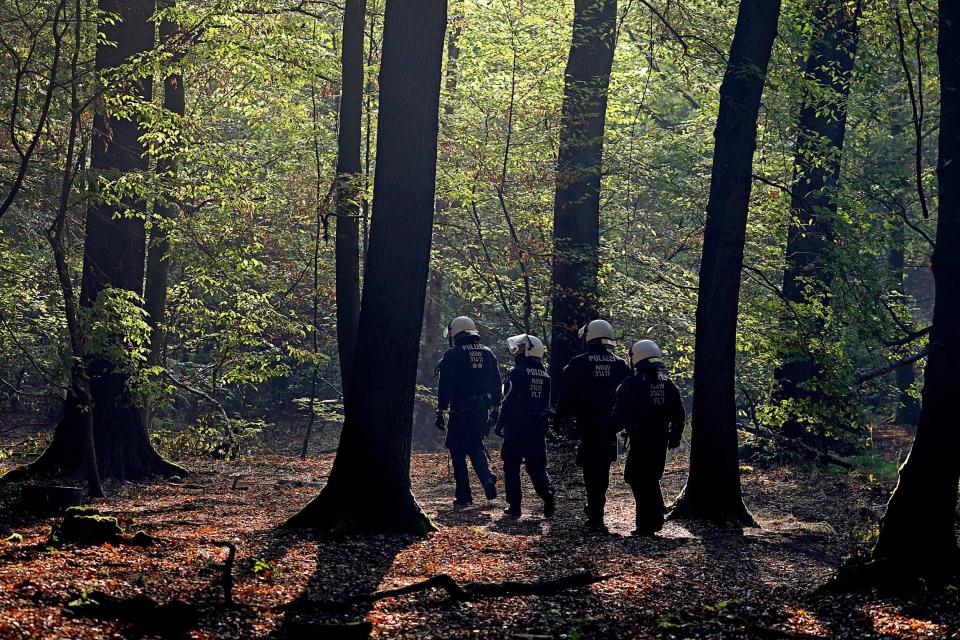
[845,451,901,483]
[251,557,281,579]
[151,414,268,460]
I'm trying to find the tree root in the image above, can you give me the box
[821,554,960,594]
[282,485,438,535]
[288,570,614,612]
[669,495,759,528]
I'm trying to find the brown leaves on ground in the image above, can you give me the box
[1,430,958,639]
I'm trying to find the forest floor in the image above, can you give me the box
[1,425,959,639]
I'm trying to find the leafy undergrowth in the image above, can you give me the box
[1,433,958,639]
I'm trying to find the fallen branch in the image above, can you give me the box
[293,571,613,611]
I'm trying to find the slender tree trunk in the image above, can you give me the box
[670,0,781,525]
[32,0,183,481]
[550,0,617,386]
[888,219,921,425]
[285,0,447,534]
[143,0,184,427]
[413,268,444,447]
[334,0,365,398]
[23,0,104,498]
[774,0,860,441]
[870,0,960,579]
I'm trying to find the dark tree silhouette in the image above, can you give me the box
[774,0,861,443]
[22,0,183,482]
[334,0,365,398]
[869,0,960,580]
[284,0,448,533]
[671,0,781,525]
[413,4,463,442]
[550,0,617,383]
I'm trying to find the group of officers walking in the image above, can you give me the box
[434,316,685,536]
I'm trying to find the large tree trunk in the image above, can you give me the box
[284,0,447,534]
[84,0,182,479]
[870,0,960,579]
[549,0,617,385]
[29,0,183,482]
[143,0,185,425]
[670,0,780,525]
[334,0,365,397]
[413,4,462,446]
[774,0,860,442]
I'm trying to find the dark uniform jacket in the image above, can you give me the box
[610,361,685,483]
[437,334,501,448]
[555,343,631,463]
[499,355,551,454]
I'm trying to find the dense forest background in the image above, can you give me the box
[0,0,940,457]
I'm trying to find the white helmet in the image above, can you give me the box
[579,319,615,344]
[507,334,545,358]
[444,316,479,340]
[629,339,663,366]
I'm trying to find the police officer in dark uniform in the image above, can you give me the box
[555,319,631,532]
[436,316,501,506]
[495,334,555,519]
[610,340,685,536]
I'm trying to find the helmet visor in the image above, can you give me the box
[507,334,530,355]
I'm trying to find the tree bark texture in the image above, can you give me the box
[870,0,960,577]
[50,0,181,481]
[671,0,781,525]
[285,0,447,533]
[413,5,462,445]
[334,0,365,398]
[550,0,617,386]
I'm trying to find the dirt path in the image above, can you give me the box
[1,443,957,638]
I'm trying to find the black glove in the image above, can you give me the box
[435,410,446,432]
[542,409,555,434]
[486,408,500,436]
[668,438,681,450]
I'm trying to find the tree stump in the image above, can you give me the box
[20,484,84,513]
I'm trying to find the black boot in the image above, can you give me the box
[587,519,608,534]
[504,505,521,517]
[543,494,556,519]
